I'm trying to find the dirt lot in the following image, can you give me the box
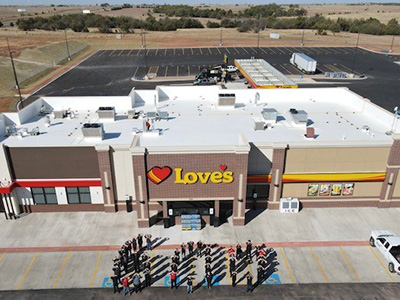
[303,4,400,23]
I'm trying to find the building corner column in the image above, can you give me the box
[233,152,249,226]
[268,145,287,210]
[95,145,117,213]
[132,148,150,228]
[379,137,400,208]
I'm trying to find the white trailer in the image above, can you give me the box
[290,53,317,74]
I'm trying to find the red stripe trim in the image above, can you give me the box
[0,179,102,194]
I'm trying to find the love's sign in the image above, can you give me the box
[147,165,234,185]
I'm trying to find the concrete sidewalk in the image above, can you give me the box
[1,207,399,248]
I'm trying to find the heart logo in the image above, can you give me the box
[147,166,172,185]
[219,165,227,171]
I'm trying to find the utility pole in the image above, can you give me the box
[301,29,305,47]
[64,29,71,61]
[143,28,148,75]
[350,32,360,75]
[219,25,223,46]
[257,15,261,57]
[6,38,23,109]
[390,35,395,53]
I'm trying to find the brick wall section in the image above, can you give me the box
[132,154,150,227]
[268,148,286,203]
[147,153,247,199]
[97,150,116,213]
[146,153,248,226]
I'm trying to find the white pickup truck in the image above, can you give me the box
[370,230,400,274]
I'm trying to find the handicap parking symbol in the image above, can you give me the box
[102,276,113,288]
[163,275,181,287]
[264,273,281,285]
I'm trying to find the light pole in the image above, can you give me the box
[6,38,23,109]
[219,25,222,46]
[64,29,71,61]
[257,15,261,57]
[390,35,395,53]
[350,32,360,75]
[301,29,305,47]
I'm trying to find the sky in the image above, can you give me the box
[1,0,400,6]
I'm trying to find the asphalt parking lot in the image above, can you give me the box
[26,46,400,112]
[0,245,399,291]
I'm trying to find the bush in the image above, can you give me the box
[0,21,3,28]
[206,21,220,28]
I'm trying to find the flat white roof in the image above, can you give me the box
[0,87,397,149]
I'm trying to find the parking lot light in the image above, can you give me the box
[390,35,395,53]
[6,37,23,109]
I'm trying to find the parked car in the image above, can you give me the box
[193,78,216,86]
[370,230,400,274]
[223,65,238,73]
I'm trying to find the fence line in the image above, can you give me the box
[7,44,88,90]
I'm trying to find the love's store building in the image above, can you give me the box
[0,86,399,228]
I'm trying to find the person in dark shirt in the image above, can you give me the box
[187,276,194,293]
[246,273,253,292]
[231,271,237,287]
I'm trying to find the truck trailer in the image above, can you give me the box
[290,53,317,74]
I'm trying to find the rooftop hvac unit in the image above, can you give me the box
[146,111,157,119]
[97,107,115,120]
[218,93,236,109]
[290,108,308,125]
[53,110,66,119]
[82,123,104,139]
[253,118,265,131]
[261,108,278,123]
[158,111,169,120]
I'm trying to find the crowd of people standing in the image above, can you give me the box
[111,236,278,295]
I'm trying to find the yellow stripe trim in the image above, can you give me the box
[279,248,296,283]
[283,173,385,182]
[90,251,103,287]
[309,247,328,283]
[339,247,361,282]
[0,253,6,264]
[52,252,71,288]
[16,253,39,290]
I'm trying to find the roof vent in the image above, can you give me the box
[290,109,308,126]
[218,93,236,109]
[82,123,104,139]
[362,125,370,132]
[97,107,115,120]
[262,108,278,123]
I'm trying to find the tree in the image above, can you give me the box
[10,22,14,27]
[0,21,3,28]
[206,21,220,28]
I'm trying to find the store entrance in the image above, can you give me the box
[167,201,214,216]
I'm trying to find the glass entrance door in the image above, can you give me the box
[168,201,214,216]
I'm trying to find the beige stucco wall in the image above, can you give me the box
[392,174,400,197]
[285,147,390,173]
[282,182,382,198]
[112,148,136,201]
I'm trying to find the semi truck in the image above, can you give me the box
[290,53,317,74]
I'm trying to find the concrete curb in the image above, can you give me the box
[0,241,370,253]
